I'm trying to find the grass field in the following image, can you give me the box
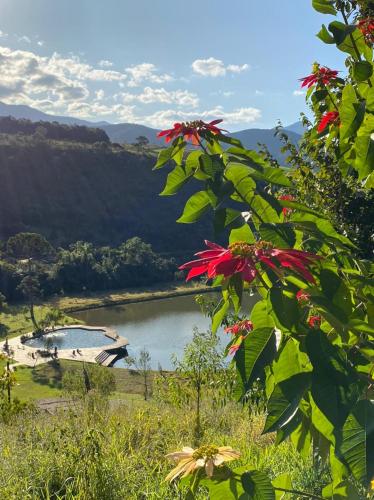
[47,281,211,312]
[0,357,155,401]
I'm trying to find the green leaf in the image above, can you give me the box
[250,300,275,329]
[277,199,325,218]
[225,164,256,202]
[259,223,296,249]
[328,21,355,45]
[312,0,337,15]
[268,288,299,332]
[235,327,276,396]
[339,85,366,141]
[264,373,311,433]
[337,400,374,486]
[212,298,230,333]
[319,268,353,319]
[353,61,373,82]
[317,24,335,44]
[354,114,374,180]
[199,154,225,179]
[306,330,359,428]
[241,470,275,500]
[159,165,193,196]
[250,194,280,224]
[271,473,292,500]
[214,208,244,234]
[154,138,185,169]
[177,191,214,223]
[229,223,256,244]
[199,467,247,500]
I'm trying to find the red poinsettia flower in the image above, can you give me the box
[300,66,339,88]
[308,315,321,328]
[279,194,295,216]
[296,290,311,306]
[318,111,340,133]
[358,18,374,44]
[157,119,226,145]
[179,240,322,284]
[225,320,254,335]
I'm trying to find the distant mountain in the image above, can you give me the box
[231,127,301,161]
[0,101,301,161]
[0,102,109,127]
[284,121,305,135]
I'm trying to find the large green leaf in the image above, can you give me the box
[241,470,275,500]
[306,330,359,428]
[339,85,365,141]
[235,327,276,396]
[177,191,214,223]
[250,299,275,329]
[317,24,335,44]
[199,467,248,500]
[271,473,292,500]
[229,223,256,244]
[319,268,353,319]
[354,114,374,180]
[214,208,244,234]
[159,165,193,196]
[337,399,374,485]
[259,223,296,249]
[154,138,185,169]
[225,164,256,202]
[250,194,280,224]
[353,61,373,82]
[264,373,311,433]
[212,298,230,333]
[268,288,300,332]
[312,0,337,15]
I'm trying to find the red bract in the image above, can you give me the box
[157,119,225,144]
[300,66,339,88]
[225,320,253,335]
[296,290,310,305]
[179,240,322,284]
[279,194,295,216]
[308,315,321,328]
[358,18,374,44]
[318,111,340,133]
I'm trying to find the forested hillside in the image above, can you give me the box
[0,133,211,253]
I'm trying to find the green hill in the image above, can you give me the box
[0,134,210,253]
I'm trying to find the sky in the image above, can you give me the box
[0,0,346,131]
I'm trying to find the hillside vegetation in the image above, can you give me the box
[0,132,211,252]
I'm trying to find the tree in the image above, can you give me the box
[133,135,149,150]
[172,329,226,445]
[17,273,41,332]
[6,233,53,260]
[126,347,152,400]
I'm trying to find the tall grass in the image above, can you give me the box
[0,398,329,499]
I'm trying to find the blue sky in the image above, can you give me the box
[0,0,345,130]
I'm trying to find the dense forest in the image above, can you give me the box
[0,232,176,303]
[0,122,211,252]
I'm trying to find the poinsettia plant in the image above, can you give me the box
[154,1,373,498]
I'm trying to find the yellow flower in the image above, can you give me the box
[371,478,374,491]
[165,444,240,482]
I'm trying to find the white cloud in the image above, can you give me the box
[37,40,45,47]
[17,35,31,44]
[293,90,305,96]
[0,30,8,39]
[98,59,113,68]
[119,87,199,108]
[140,106,261,129]
[255,90,264,96]
[192,57,249,77]
[125,63,173,87]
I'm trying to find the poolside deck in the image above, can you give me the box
[4,325,129,367]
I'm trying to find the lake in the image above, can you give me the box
[73,293,257,369]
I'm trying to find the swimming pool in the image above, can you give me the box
[25,328,114,350]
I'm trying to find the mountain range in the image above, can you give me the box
[0,102,302,161]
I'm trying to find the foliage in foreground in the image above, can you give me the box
[0,401,332,500]
[154,0,374,497]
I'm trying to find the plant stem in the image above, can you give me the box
[340,8,372,88]
[275,487,324,500]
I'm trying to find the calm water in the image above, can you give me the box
[25,328,114,349]
[73,293,257,369]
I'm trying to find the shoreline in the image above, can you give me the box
[48,282,214,313]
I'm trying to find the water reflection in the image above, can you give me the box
[73,293,257,369]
